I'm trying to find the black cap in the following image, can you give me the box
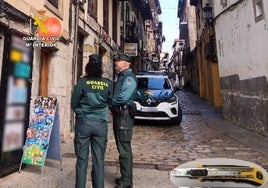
[89,54,102,63]
[113,53,131,63]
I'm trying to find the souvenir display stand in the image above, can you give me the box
[19,96,61,176]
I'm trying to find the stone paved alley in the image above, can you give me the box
[105,91,268,170]
[0,91,267,188]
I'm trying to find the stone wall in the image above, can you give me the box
[221,75,268,136]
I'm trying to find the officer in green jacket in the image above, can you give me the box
[71,54,112,188]
[112,53,137,188]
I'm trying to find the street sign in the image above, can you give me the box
[124,43,138,56]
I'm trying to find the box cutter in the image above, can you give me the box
[170,165,265,186]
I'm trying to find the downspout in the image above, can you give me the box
[70,0,79,132]
[120,1,125,49]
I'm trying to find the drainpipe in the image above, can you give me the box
[120,1,125,49]
[70,0,79,132]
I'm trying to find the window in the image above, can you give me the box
[103,1,109,32]
[88,0,97,20]
[112,1,118,41]
[126,4,130,23]
[77,33,84,80]
[253,0,264,22]
[137,77,171,90]
[45,0,63,18]
[48,0,58,8]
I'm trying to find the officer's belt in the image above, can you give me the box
[115,104,129,110]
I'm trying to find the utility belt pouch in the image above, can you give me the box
[128,103,137,119]
[119,129,132,142]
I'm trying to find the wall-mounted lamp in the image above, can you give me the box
[178,42,184,51]
[196,39,201,46]
[0,1,11,27]
[203,3,213,25]
[0,10,6,18]
[0,0,6,18]
[94,34,105,46]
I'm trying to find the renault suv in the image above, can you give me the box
[134,73,182,125]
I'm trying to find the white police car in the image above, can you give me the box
[134,73,182,125]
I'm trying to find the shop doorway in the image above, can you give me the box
[39,49,51,97]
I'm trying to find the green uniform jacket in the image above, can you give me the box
[71,77,113,121]
[112,69,137,106]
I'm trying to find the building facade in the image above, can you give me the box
[214,0,268,136]
[0,0,72,140]
[0,0,162,142]
[179,0,268,136]
[140,0,163,71]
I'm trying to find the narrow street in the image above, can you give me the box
[105,91,268,170]
[0,0,268,188]
[0,91,267,188]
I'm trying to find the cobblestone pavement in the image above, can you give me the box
[0,91,268,188]
[106,91,268,171]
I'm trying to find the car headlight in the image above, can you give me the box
[167,95,177,103]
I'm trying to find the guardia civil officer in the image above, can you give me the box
[71,54,112,188]
[112,53,137,188]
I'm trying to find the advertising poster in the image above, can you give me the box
[21,96,57,167]
[2,122,24,152]
[1,33,33,154]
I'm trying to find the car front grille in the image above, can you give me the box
[136,99,162,107]
[136,111,169,117]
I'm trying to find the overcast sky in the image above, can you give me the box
[158,0,180,54]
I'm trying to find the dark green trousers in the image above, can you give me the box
[113,109,134,186]
[74,118,107,188]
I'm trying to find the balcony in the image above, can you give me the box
[125,21,138,42]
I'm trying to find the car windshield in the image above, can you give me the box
[137,77,171,90]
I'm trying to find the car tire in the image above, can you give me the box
[171,104,182,125]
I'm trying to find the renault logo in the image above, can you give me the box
[146,98,152,105]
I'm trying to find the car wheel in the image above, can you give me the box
[171,104,182,125]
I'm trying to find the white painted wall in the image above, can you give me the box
[214,0,268,80]
[186,2,197,51]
